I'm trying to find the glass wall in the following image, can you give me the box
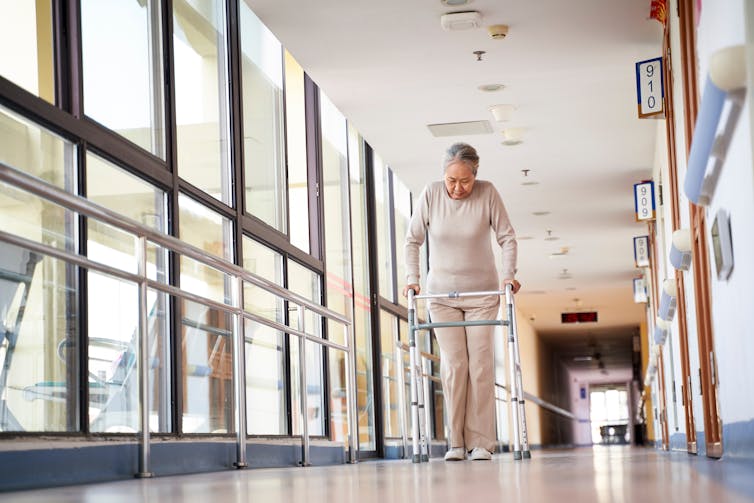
[239,5,286,231]
[288,260,324,437]
[347,126,376,451]
[0,110,78,431]
[173,0,231,203]
[242,236,286,435]
[178,194,234,433]
[85,152,170,432]
[0,1,55,103]
[0,0,423,456]
[373,153,394,302]
[81,0,165,157]
[285,52,309,253]
[393,178,411,308]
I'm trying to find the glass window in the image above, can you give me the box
[380,311,400,438]
[242,236,286,435]
[393,177,411,308]
[0,1,55,103]
[320,92,351,346]
[239,5,286,232]
[85,152,170,433]
[285,51,309,253]
[0,113,78,432]
[172,0,231,204]
[287,260,324,437]
[348,127,375,451]
[178,193,233,304]
[181,299,234,433]
[81,0,165,157]
[178,194,234,433]
[373,154,393,301]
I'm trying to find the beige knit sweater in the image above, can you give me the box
[404,180,517,293]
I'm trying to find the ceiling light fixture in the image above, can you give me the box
[487,24,509,39]
[441,0,470,6]
[478,83,505,92]
[517,236,534,240]
[489,104,515,122]
[558,269,573,280]
[501,127,524,145]
[532,211,550,216]
[522,181,539,186]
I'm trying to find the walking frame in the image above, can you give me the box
[406,284,531,462]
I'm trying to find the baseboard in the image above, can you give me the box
[0,437,345,492]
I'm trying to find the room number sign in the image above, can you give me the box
[635,57,664,118]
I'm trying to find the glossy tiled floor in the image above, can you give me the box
[3,446,754,502]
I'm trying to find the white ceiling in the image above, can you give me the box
[245,0,663,358]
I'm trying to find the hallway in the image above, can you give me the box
[4,447,754,502]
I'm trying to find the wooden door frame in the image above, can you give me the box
[647,223,670,449]
[661,22,697,454]
[678,0,723,458]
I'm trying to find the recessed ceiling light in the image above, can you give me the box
[478,83,505,92]
[521,181,539,186]
[532,211,550,216]
[517,236,534,240]
[544,236,560,241]
[442,0,470,5]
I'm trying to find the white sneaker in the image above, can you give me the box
[469,447,492,461]
[444,447,466,461]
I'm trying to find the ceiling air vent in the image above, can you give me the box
[427,120,493,137]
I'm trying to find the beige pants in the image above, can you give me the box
[430,295,499,452]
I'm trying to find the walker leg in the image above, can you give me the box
[506,285,531,460]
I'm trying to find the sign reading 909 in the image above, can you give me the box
[634,181,655,221]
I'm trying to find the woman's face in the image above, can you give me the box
[444,161,476,200]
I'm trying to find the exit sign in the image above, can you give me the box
[561,312,598,324]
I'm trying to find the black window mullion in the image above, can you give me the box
[75,144,88,433]
[363,143,385,457]
[162,0,183,436]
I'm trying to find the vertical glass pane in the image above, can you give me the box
[0,0,55,103]
[393,178,411,308]
[85,152,170,432]
[373,154,393,301]
[178,193,234,304]
[287,261,324,436]
[178,195,234,433]
[240,5,286,232]
[320,92,351,349]
[81,0,165,157]
[0,115,78,431]
[380,311,400,438]
[285,51,309,253]
[348,126,375,451]
[173,0,231,204]
[242,236,286,435]
[181,299,233,433]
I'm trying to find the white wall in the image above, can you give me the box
[696,0,754,430]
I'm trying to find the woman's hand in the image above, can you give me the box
[503,279,521,294]
[402,284,421,297]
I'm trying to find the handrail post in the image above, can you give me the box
[298,305,310,466]
[232,276,248,468]
[136,236,152,478]
[344,323,358,463]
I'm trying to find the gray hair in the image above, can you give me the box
[443,143,479,176]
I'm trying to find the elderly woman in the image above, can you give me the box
[403,142,519,461]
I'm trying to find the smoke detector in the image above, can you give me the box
[441,11,483,31]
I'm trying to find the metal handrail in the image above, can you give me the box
[494,383,578,421]
[0,162,357,474]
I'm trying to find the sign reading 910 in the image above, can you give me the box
[635,57,664,118]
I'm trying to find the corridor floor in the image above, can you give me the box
[3,446,753,502]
